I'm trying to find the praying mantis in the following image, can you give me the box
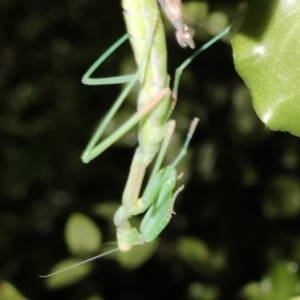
[81,0,230,253]
[41,0,231,278]
[81,0,197,253]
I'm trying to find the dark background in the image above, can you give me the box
[2,0,300,299]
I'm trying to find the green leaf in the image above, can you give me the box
[263,176,300,219]
[183,1,208,23]
[182,1,209,40]
[65,213,101,256]
[0,281,29,300]
[206,11,229,36]
[241,282,265,300]
[176,237,210,269]
[92,202,120,221]
[188,282,220,300]
[45,258,92,289]
[241,260,300,300]
[266,261,299,300]
[231,0,300,137]
[82,295,104,300]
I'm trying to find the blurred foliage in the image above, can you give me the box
[1,0,300,300]
[241,260,300,300]
[65,212,102,256]
[0,281,29,300]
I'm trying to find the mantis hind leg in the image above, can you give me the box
[82,33,134,86]
[164,25,232,123]
[81,31,171,163]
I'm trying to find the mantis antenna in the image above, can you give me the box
[39,248,119,278]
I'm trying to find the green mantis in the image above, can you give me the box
[40,1,231,278]
[80,0,231,253]
[81,0,197,252]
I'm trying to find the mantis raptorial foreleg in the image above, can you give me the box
[114,118,199,251]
